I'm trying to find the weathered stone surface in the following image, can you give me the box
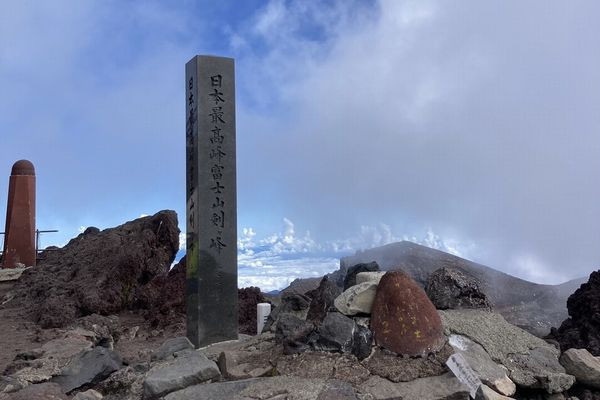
[263,292,311,332]
[0,267,29,282]
[51,346,123,393]
[316,380,358,400]
[151,337,194,361]
[306,276,342,324]
[448,334,516,396]
[72,389,103,399]
[236,376,328,400]
[13,210,179,328]
[474,384,513,400]
[275,313,316,354]
[560,348,600,389]
[217,351,272,380]
[276,352,370,385]
[163,379,259,400]
[440,309,574,393]
[550,270,600,356]
[3,382,67,400]
[371,271,445,356]
[426,267,492,310]
[355,271,386,285]
[143,350,220,399]
[344,262,380,290]
[94,364,148,400]
[352,324,374,360]
[316,312,356,353]
[364,343,453,382]
[334,282,378,316]
[9,335,93,385]
[359,373,470,400]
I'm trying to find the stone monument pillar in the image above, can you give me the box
[3,160,36,268]
[185,55,238,347]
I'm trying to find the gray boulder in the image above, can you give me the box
[163,378,259,400]
[560,348,600,389]
[143,350,220,399]
[355,271,386,285]
[359,373,470,400]
[448,334,516,396]
[426,267,492,310]
[474,384,513,400]
[5,382,67,400]
[316,312,356,353]
[440,309,575,394]
[72,389,103,399]
[151,337,194,361]
[334,282,378,316]
[51,346,122,393]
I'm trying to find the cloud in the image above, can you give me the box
[231,0,600,284]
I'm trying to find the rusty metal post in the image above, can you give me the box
[2,160,36,268]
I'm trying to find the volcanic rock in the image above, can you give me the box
[550,270,600,356]
[334,282,378,316]
[315,312,355,353]
[263,292,311,332]
[448,334,516,396]
[371,271,445,356]
[13,211,180,328]
[364,343,453,382]
[343,262,379,290]
[355,271,386,285]
[475,385,513,400]
[560,348,600,389]
[72,389,103,400]
[135,256,186,327]
[426,267,492,310]
[359,373,470,400]
[238,287,268,334]
[306,276,342,324]
[51,346,123,393]
[143,350,220,399]
[151,337,194,362]
[275,313,316,354]
[5,382,67,400]
[440,309,575,393]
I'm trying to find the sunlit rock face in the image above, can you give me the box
[371,271,445,357]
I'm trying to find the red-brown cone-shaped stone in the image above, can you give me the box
[371,270,445,356]
[3,160,36,268]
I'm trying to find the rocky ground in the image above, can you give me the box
[0,211,599,400]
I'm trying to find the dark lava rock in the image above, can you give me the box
[306,276,342,324]
[371,271,445,356]
[135,256,270,333]
[316,312,356,353]
[343,262,379,290]
[312,312,373,360]
[263,292,311,332]
[425,267,492,310]
[14,210,180,328]
[135,256,186,327]
[275,313,316,354]
[238,286,268,335]
[51,346,123,393]
[549,270,600,356]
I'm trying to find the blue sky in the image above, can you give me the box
[2,1,600,291]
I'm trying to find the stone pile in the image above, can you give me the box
[3,255,600,399]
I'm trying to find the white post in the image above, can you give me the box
[256,303,271,335]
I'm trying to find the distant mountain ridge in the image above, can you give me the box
[283,241,586,336]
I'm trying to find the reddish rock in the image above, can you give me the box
[371,271,445,356]
[12,210,180,328]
